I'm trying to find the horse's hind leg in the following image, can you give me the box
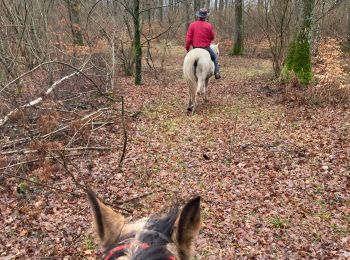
[192,93,197,115]
[187,84,195,112]
[192,82,200,114]
[187,95,192,112]
[204,78,209,102]
[187,96,192,111]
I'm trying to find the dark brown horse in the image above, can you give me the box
[87,190,201,260]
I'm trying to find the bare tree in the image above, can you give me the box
[67,0,84,46]
[231,0,244,55]
[246,0,294,77]
[133,0,142,85]
[347,1,350,48]
[194,0,205,11]
[219,0,224,10]
[158,0,163,22]
[185,0,191,30]
[206,0,210,9]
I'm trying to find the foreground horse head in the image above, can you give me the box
[183,44,219,114]
[87,189,201,260]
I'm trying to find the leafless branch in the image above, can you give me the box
[1,146,114,156]
[0,70,81,127]
[0,154,82,172]
[1,171,82,197]
[118,96,127,169]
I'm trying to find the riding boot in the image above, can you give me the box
[214,67,221,79]
[213,58,221,79]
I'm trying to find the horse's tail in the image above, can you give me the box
[193,58,199,81]
[193,58,206,94]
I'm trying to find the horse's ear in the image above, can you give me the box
[173,196,201,258]
[87,189,125,247]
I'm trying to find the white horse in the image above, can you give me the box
[183,44,219,114]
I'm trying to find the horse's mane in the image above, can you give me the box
[132,205,180,260]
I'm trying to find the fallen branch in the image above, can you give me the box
[116,189,166,205]
[2,137,35,149]
[0,153,83,172]
[0,62,86,127]
[49,151,85,189]
[1,146,114,156]
[0,60,59,94]
[1,110,114,149]
[1,171,81,197]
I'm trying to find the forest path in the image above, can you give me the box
[2,46,350,259]
[114,48,350,258]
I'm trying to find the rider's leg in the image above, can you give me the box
[206,47,221,79]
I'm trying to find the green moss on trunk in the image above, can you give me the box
[68,0,84,46]
[231,44,244,55]
[281,0,314,86]
[230,0,244,56]
[282,36,313,85]
[346,2,350,50]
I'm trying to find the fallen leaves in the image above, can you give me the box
[1,41,350,259]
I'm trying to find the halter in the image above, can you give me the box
[103,240,176,260]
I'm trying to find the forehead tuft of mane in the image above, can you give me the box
[133,205,180,260]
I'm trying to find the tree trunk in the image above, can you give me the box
[257,0,264,11]
[169,0,174,11]
[231,0,244,55]
[281,0,315,85]
[194,0,199,11]
[312,0,325,55]
[67,0,84,46]
[158,0,163,22]
[218,0,224,26]
[133,0,142,85]
[185,0,191,32]
[219,0,224,10]
[206,0,210,9]
[347,1,350,48]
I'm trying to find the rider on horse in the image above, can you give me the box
[185,8,221,79]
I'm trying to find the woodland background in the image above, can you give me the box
[0,0,350,259]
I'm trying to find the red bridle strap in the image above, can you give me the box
[104,242,176,260]
[104,242,149,260]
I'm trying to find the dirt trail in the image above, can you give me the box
[1,47,350,259]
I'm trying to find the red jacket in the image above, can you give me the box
[185,20,215,51]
